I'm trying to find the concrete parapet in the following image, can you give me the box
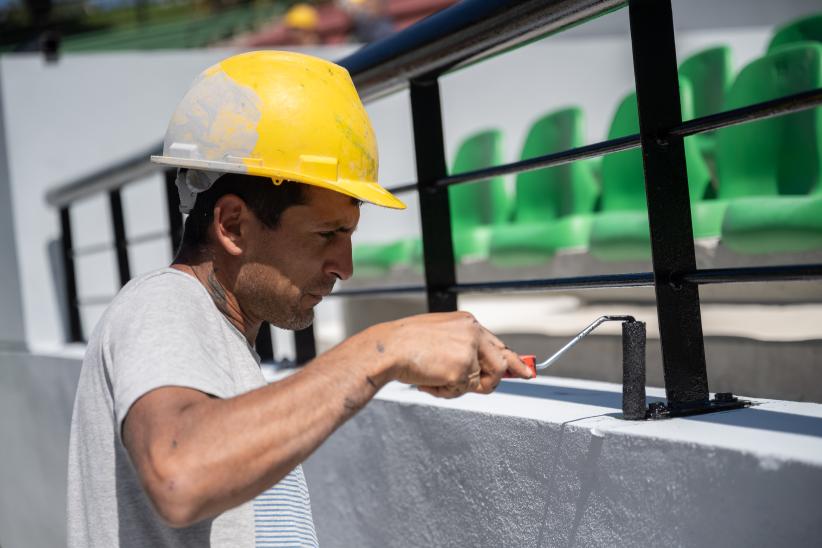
[305,378,822,547]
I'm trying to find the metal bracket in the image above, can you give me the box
[647,393,751,420]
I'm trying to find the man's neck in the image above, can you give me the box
[171,261,261,345]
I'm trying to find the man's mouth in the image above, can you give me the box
[304,281,336,302]
[305,288,333,301]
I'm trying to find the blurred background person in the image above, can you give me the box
[339,0,395,43]
[284,2,321,46]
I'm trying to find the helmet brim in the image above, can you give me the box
[150,155,406,209]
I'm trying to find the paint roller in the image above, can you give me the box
[506,315,647,420]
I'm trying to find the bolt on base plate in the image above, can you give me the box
[646,393,752,420]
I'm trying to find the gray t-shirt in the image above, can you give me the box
[67,268,315,547]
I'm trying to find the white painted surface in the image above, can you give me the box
[306,376,822,548]
[0,350,83,548]
[0,67,26,350]
[377,377,822,466]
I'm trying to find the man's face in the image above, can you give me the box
[235,185,360,331]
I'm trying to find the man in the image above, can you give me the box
[67,51,532,547]
[284,3,321,46]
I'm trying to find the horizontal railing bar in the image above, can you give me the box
[331,264,822,298]
[452,272,655,293]
[332,284,426,297]
[682,264,822,285]
[78,295,115,306]
[385,134,639,194]
[438,134,639,188]
[45,143,164,208]
[71,242,115,257]
[384,182,421,195]
[672,88,822,139]
[331,273,655,297]
[72,230,171,257]
[389,89,822,192]
[127,230,172,246]
[341,0,626,102]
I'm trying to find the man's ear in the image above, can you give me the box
[211,194,249,257]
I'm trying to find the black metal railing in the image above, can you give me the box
[46,0,822,415]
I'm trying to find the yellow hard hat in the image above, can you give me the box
[284,3,319,31]
[151,50,405,209]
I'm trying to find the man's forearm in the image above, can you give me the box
[128,323,394,526]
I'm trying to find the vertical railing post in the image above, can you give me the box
[409,77,457,313]
[294,326,317,365]
[255,323,275,363]
[60,207,83,342]
[628,0,709,407]
[164,169,184,258]
[109,188,131,287]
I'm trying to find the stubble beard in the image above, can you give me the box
[238,271,321,332]
[248,284,316,331]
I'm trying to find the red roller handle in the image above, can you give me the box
[503,355,536,379]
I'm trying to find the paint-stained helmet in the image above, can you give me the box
[151,50,405,210]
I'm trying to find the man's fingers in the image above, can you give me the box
[417,385,464,399]
[475,328,512,391]
[505,349,535,379]
[467,368,482,392]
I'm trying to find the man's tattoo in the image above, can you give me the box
[343,397,363,413]
[376,341,385,354]
[207,271,228,311]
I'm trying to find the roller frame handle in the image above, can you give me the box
[503,355,536,379]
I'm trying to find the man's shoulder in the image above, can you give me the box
[115,267,205,305]
[100,268,215,332]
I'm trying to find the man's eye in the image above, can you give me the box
[318,231,336,240]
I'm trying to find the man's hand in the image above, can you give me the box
[371,311,533,399]
[121,311,531,528]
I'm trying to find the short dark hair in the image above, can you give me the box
[177,173,307,257]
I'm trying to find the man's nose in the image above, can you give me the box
[324,237,354,281]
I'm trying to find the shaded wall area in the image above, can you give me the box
[0,351,82,548]
[305,395,822,547]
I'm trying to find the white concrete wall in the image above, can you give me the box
[0,67,26,351]
[305,379,822,548]
[0,349,83,548]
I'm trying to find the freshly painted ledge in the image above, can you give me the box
[304,376,822,547]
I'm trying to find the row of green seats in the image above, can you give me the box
[353,14,822,276]
[61,4,282,52]
[513,40,822,263]
[769,13,822,53]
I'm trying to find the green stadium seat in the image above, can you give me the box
[768,13,822,53]
[718,42,822,254]
[448,129,510,262]
[679,46,733,169]
[489,107,599,267]
[722,195,822,254]
[589,79,714,261]
[352,238,421,278]
[680,46,733,120]
[352,130,507,278]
